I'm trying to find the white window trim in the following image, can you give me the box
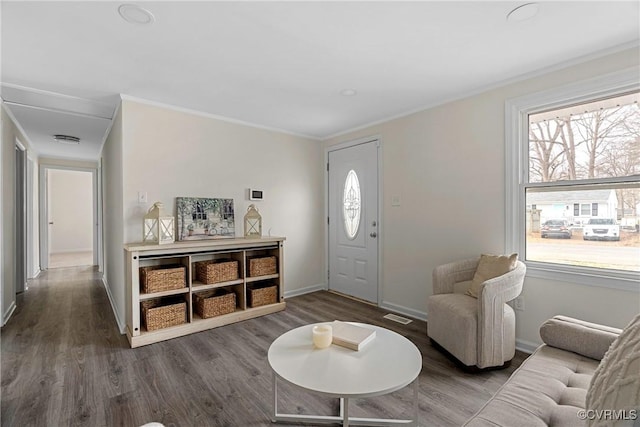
[505,67,640,292]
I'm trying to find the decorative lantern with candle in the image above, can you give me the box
[244,204,262,238]
[143,202,175,244]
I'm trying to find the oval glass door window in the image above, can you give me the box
[343,170,361,239]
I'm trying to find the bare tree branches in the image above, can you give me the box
[528,99,640,221]
[529,102,640,183]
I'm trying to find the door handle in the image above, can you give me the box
[370,232,377,238]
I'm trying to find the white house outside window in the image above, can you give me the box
[506,69,640,291]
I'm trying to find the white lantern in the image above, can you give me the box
[143,202,175,244]
[244,204,262,238]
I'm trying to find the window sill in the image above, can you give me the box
[524,261,640,292]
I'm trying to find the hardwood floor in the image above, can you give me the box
[1,267,527,427]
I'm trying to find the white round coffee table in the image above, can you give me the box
[268,323,422,426]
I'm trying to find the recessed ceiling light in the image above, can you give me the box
[118,4,155,25]
[340,89,358,97]
[507,3,539,22]
[53,135,80,145]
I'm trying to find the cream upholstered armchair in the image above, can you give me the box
[427,256,526,369]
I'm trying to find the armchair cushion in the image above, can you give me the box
[466,253,518,298]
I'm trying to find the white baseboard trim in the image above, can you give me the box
[29,269,41,279]
[102,276,125,334]
[515,339,539,354]
[379,300,428,322]
[2,301,16,327]
[284,283,327,299]
[375,301,538,356]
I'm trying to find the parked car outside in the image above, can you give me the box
[540,219,572,239]
[583,218,620,241]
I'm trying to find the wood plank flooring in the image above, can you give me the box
[1,267,527,427]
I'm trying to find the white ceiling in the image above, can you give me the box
[1,1,639,161]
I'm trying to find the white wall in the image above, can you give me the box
[325,47,640,347]
[47,169,93,253]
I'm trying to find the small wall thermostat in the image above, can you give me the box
[249,188,264,201]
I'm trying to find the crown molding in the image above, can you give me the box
[1,100,38,155]
[323,40,640,141]
[119,94,322,141]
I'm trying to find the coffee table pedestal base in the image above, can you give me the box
[272,372,419,427]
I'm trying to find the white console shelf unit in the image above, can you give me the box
[124,236,285,348]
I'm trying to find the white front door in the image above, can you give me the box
[328,140,379,303]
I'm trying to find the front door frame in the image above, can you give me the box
[325,135,383,306]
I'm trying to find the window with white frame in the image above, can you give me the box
[506,69,640,290]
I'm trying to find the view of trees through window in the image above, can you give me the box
[525,92,640,272]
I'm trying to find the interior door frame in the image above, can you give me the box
[39,164,102,271]
[15,140,27,293]
[325,135,383,306]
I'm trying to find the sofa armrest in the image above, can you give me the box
[539,316,622,361]
[432,257,479,295]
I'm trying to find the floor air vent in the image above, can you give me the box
[383,313,412,325]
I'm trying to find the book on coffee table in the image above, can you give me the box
[331,321,376,351]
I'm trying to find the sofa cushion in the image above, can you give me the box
[586,314,640,427]
[463,345,600,427]
[540,316,622,361]
[466,253,518,298]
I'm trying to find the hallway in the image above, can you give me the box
[0,267,128,425]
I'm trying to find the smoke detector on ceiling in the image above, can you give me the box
[118,4,155,25]
[53,135,80,145]
[507,3,540,22]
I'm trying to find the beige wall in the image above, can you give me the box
[27,154,39,278]
[48,169,93,253]
[1,104,37,325]
[1,106,15,324]
[101,104,125,331]
[325,48,640,347]
[102,99,325,330]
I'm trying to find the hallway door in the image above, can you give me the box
[46,169,95,269]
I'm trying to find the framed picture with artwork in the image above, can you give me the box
[175,197,235,241]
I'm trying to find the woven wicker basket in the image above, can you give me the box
[141,298,186,331]
[248,256,277,277]
[247,283,278,307]
[195,259,239,284]
[194,289,236,319]
[140,265,186,293]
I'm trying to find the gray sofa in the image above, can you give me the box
[464,315,640,427]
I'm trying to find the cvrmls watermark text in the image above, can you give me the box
[577,409,637,421]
